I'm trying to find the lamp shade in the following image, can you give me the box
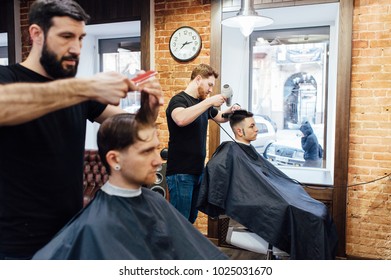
[221,0,273,37]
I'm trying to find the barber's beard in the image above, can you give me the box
[40,43,79,79]
[198,87,208,100]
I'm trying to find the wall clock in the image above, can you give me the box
[169,26,202,62]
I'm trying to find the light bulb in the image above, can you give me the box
[238,16,255,37]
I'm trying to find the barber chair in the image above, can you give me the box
[225,225,289,260]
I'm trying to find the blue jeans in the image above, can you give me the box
[166,174,203,224]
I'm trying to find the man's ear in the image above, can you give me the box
[29,24,44,46]
[235,126,243,137]
[105,150,120,170]
[195,75,203,85]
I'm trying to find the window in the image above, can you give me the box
[99,37,141,113]
[99,37,141,74]
[0,32,8,65]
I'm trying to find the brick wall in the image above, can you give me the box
[347,0,391,259]
[20,0,34,60]
[154,0,212,234]
[17,0,391,258]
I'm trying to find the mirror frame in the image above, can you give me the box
[209,0,353,257]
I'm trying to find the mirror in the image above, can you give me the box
[220,3,340,185]
[250,26,329,170]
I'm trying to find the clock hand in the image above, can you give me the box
[180,41,192,49]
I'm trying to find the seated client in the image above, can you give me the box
[33,97,228,260]
[197,110,338,260]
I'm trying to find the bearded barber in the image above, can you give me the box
[0,0,162,260]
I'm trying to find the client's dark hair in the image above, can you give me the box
[229,110,254,129]
[97,92,155,175]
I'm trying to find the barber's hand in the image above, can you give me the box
[130,71,163,121]
[208,94,226,107]
[135,77,164,109]
[231,103,241,112]
[88,72,132,105]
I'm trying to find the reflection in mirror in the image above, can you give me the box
[0,32,8,65]
[250,27,329,169]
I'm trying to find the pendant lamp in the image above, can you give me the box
[221,0,273,37]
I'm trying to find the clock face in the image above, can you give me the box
[169,26,202,62]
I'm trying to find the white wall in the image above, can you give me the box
[220,27,251,143]
[77,34,98,149]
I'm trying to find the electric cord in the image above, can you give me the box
[347,172,391,187]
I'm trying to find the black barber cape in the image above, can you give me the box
[33,183,228,260]
[197,141,338,260]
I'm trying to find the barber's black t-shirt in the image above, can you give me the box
[0,64,106,257]
[165,91,218,176]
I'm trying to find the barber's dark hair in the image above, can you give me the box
[29,0,90,34]
[229,110,254,129]
[190,64,219,80]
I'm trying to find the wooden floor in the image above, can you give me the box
[218,246,268,260]
[217,243,291,260]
